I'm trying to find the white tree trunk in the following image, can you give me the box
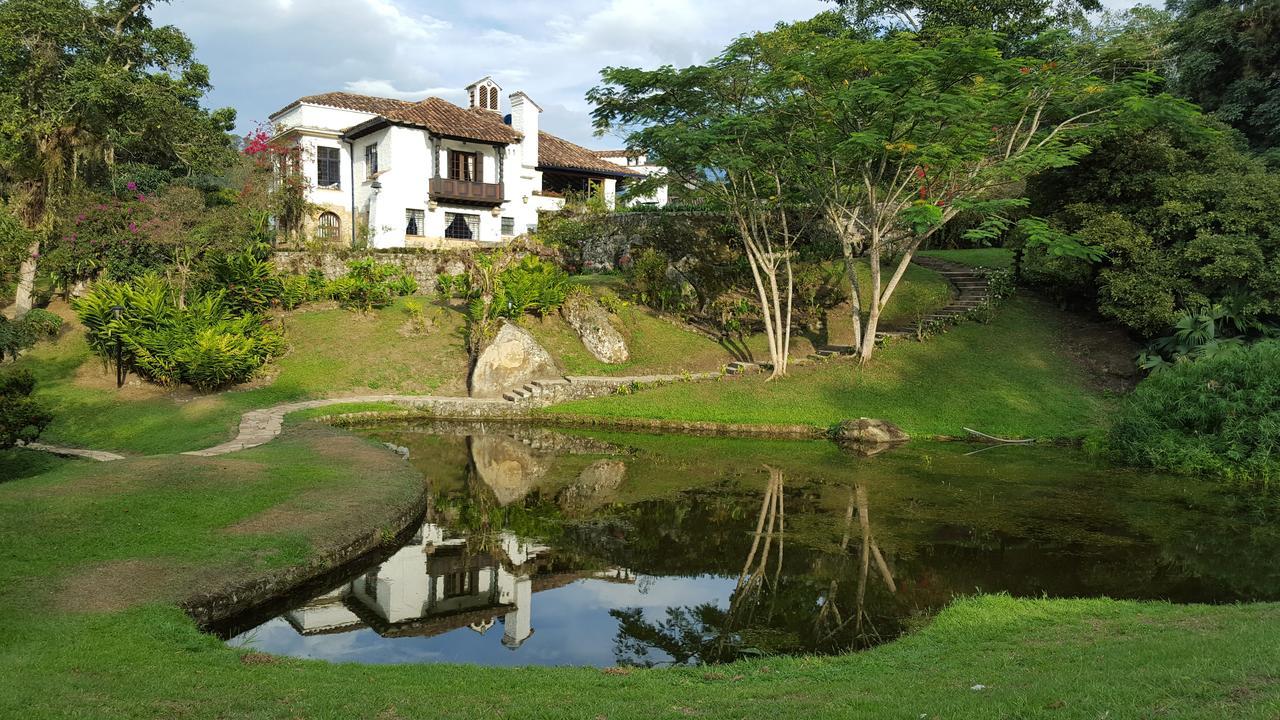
[12,238,39,318]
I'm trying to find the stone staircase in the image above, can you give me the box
[803,255,993,363]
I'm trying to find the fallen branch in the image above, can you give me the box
[963,428,1036,444]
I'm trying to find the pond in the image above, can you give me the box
[223,421,1280,667]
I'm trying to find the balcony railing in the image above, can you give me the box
[429,177,503,205]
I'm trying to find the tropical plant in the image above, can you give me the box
[73,274,284,391]
[591,14,1160,366]
[326,259,417,311]
[1108,340,1280,486]
[0,0,236,316]
[205,245,282,314]
[495,256,570,318]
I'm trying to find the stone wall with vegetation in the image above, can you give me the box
[272,251,469,295]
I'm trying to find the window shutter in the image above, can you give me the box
[474,152,483,182]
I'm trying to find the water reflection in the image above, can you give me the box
[226,424,1280,667]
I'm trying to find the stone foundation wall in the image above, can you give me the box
[272,250,470,294]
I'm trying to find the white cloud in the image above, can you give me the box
[150,0,844,146]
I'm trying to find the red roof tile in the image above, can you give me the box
[538,133,644,177]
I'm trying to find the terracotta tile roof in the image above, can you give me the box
[538,132,644,177]
[590,149,635,157]
[277,91,521,145]
[274,91,413,118]
[381,98,522,144]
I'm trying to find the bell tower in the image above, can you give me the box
[466,76,502,113]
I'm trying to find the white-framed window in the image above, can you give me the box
[444,212,480,240]
[406,209,425,236]
[364,143,378,179]
[500,216,515,236]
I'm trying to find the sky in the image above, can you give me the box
[153,0,1147,150]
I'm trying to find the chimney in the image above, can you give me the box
[508,91,541,168]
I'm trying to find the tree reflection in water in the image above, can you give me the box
[611,467,898,666]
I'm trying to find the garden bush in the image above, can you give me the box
[205,245,282,314]
[496,256,568,317]
[1106,341,1280,485]
[0,309,63,361]
[326,258,417,311]
[0,369,52,449]
[74,274,285,391]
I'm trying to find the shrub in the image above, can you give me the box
[326,259,417,311]
[630,248,679,311]
[25,309,63,337]
[278,274,313,310]
[74,275,284,391]
[0,310,64,362]
[206,246,283,314]
[0,369,52,449]
[496,256,569,317]
[1106,340,1280,486]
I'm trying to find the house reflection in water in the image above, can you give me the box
[282,523,632,651]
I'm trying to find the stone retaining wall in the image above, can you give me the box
[272,250,470,294]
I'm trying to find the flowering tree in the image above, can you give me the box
[0,0,234,316]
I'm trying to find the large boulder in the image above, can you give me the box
[469,321,559,398]
[561,293,629,364]
[835,418,910,445]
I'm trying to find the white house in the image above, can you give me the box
[593,150,670,208]
[269,76,656,249]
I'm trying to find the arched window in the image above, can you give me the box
[317,211,340,242]
[488,86,498,110]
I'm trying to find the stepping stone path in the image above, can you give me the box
[804,255,993,362]
[17,442,126,462]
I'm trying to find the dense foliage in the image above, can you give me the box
[0,369,52,449]
[326,259,418,311]
[1166,0,1280,163]
[0,309,62,361]
[1107,341,1280,485]
[1022,119,1280,349]
[591,13,1166,365]
[0,0,236,314]
[74,275,285,391]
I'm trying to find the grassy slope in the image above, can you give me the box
[17,297,471,455]
[549,296,1109,438]
[529,263,952,376]
[918,247,1016,269]
[1,429,1277,718]
[17,264,952,452]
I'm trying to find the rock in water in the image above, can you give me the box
[561,293,629,364]
[470,321,560,398]
[835,418,910,445]
[469,435,548,506]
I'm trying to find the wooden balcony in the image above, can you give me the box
[429,177,503,206]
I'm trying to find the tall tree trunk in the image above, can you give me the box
[12,239,40,317]
[840,236,863,349]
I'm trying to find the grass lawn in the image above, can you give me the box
[918,247,1016,269]
[548,296,1111,439]
[1,430,1277,718]
[15,297,472,455]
